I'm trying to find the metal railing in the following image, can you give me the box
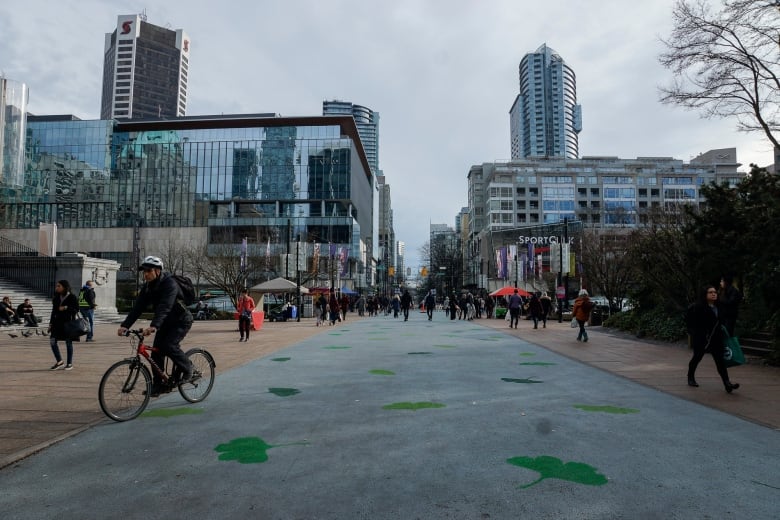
[0,236,57,296]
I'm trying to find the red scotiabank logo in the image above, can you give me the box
[121,21,133,34]
[183,40,189,52]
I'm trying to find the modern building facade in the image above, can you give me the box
[510,44,582,160]
[0,113,374,289]
[466,148,746,289]
[376,174,395,292]
[100,14,190,120]
[0,76,28,189]
[323,100,379,176]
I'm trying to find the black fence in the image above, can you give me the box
[0,236,57,296]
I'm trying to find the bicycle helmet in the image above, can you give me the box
[138,255,164,271]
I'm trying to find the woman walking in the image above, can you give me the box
[686,285,740,393]
[48,280,80,370]
[237,289,255,342]
[572,289,594,342]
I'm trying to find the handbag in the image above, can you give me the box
[570,317,578,328]
[721,326,745,367]
[63,312,90,339]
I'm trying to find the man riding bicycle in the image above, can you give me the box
[118,256,194,397]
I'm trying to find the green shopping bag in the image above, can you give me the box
[721,326,745,368]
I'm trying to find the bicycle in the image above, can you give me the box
[98,329,216,422]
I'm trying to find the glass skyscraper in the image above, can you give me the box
[0,114,373,284]
[510,44,582,160]
[322,100,379,176]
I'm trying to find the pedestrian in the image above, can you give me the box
[528,292,544,329]
[391,293,401,318]
[424,291,436,321]
[485,296,494,319]
[78,280,97,342]
[237,288,255,342]
[539,291,552,328]
[401,289,412,321]
[16,298,38,327]
[48,280,80,370]
[572,289,595,342]
[449,292,458,320]
[329,291,340,325]
[686,285,740,393]
[508,289,522,329]
[356,294,366,317]
[718,274,741,336]
[117,256,195,397]
[1,296,21,325]
[340,294,350,321]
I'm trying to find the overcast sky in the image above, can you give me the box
[1,0,775,273]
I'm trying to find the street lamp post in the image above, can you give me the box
[296,234,301,322]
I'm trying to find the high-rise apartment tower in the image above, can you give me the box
[323,100,379,176]
[100,14,190,120]
[510,44,581,159]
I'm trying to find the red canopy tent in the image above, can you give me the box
[489,286,531,297]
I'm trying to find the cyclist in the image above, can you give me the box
[117,256,194,396]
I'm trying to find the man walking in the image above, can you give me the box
[78,280,97,342]
[508,289,523,329]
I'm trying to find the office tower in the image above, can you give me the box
[100,14,190,120]
[0,76,28,187]
[323,100,379,175]
[510,44,582,159]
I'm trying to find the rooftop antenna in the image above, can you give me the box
[139,9,147,22]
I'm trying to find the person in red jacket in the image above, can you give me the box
[237,289,255,342]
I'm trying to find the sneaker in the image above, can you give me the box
[65,364,73,371]
[50,360,64,370]
[85,338,95,342]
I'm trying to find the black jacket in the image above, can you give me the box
[687,302,724,352]
[121,273,191,330]
[50,293,80,341]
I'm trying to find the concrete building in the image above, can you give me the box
[510,44,582,160]
[465,149,746,290]
[0,76,28,189]
[376,174,395,293]
[100,14,190,120]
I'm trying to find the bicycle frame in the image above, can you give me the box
[126,330,178,389]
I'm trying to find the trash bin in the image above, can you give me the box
[290,306,297,319]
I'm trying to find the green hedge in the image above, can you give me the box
[603,307,687,342]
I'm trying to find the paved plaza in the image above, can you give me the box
[1,311,778,519]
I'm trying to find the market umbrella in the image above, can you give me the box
[250,277,309,294]
[489,286,531,297]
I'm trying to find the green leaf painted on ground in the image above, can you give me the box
[573,404,639,414]
[369,369,395,375]
[328,333,343,336]
[518,362,556,366]
[407,352,432,355]
[519,352,536,357]
[433,344,456,348]
[507,455,608,489]
[268,387,300,397]
[141,407,204,418]
[382,401,446,411]
[323,345,350,349]
[215,436,309,464]
[502,377,543,384]
[271,357,291,362]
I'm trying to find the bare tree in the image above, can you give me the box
[579,231,636,312]
[659,0,779,149]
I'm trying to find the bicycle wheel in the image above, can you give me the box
[179,348,215,403]
[99,359,152,422]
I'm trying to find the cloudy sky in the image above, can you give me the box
[1,0,775,273]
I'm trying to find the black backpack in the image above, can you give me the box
[171,274,196,305]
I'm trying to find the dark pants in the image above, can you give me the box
[403,307,410,320]
[426,307,434,320]
[576,319,587,341]
[239,314,251,338]
[688,342,730,384]
[50,337,74,365]
[509,308,520,328]
[151,320,193,386]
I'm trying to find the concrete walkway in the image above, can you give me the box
[1,311,778,518]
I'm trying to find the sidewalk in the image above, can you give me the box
[1,315,778,470]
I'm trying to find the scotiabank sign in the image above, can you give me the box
[518,236,575,245]
[121,21,133,34]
